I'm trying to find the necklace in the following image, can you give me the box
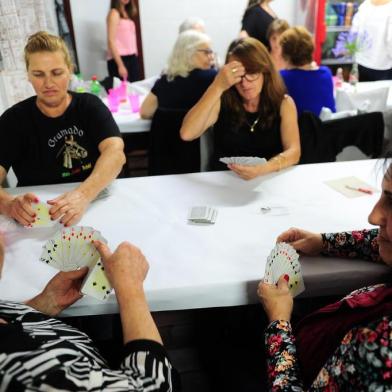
[247,115,261,132]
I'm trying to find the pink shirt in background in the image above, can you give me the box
[107,18,138,59]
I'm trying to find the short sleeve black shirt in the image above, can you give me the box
[151,68,217,110]
[0,92,121,186]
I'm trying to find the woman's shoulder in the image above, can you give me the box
[281,94,294,104]
[107,8,121,21]
[280,94,296,112]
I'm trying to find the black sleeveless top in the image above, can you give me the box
[212,106,283,170]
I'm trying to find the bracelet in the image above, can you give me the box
[271,153,285,172]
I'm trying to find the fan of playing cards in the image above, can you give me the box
[264,242,305,297]
[39,226,112,300]
[219,156,267,166]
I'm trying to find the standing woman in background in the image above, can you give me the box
[107,0,139,82]
[351,0,392,81]
[240,0,277,49]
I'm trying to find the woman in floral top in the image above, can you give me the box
[258,164,392,391]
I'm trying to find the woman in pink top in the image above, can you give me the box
[107,0,139,82]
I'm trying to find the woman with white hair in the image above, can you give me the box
[178,16,206,33]
[140,30,217,119]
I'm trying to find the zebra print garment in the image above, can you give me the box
[0,301,177,391]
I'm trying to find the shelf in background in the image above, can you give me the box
[326,25,351,32]
[322,58,354,65]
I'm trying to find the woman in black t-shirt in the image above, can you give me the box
[180,37,300,180]
[0,31,125,227]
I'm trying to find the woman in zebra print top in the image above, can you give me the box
[0,233,179,391]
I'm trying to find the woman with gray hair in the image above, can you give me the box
[140,30,217,119]
[178,16,206,33]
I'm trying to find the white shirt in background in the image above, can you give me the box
[351,0,392,70]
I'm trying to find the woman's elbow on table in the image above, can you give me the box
[292,146,301,165]
[180,126,194,141]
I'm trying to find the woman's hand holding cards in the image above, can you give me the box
[277,228,323,256]
[258,275,293,323]
[48,188,91,227]
[3,192,38,226]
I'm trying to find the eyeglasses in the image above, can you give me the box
[240,73,261,82]
[197,48,215,56]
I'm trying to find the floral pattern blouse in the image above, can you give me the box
[265,229,392,391]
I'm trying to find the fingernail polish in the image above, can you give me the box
[284,274,289,282]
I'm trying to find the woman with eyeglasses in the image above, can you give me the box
[140,30,217,119]
[180,37,301,180]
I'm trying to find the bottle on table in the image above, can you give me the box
[75,73,86,93]
[349,63,359,86]
[335,67,344,88]
[90,75,102,96]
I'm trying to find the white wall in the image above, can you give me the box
[70,0,296,79]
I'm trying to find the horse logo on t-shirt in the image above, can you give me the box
[57,135,88,169]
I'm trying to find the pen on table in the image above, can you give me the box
[345,185,373,195]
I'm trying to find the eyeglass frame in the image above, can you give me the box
[196,48,215,56]
[239,72,262,82]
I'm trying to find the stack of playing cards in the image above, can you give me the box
[28,202,55,228]
[219,156,267,166]
[39,226,112,300]
[264,242,305,297]
[188,206,218,224]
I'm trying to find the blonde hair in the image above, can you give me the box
[166,30,211,81]
[24,31,73,71]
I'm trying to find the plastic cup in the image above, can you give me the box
[129,94,140,113]
[108,94,120,113]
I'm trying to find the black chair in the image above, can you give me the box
[148,108,201,175]
[298,111,384,164]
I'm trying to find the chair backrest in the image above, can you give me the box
[298,111,384,164]
[148,108,201,175]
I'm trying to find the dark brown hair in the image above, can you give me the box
[280,26,314,66]
[222,37,286,129]
[110,0,137,20]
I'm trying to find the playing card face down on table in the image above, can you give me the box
[188,206,218,224]
[39,226,112,300]
[219,156,267,166]
[264,242,305,297]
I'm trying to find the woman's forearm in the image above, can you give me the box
[116,285,162,345]
[180,83,222,141]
